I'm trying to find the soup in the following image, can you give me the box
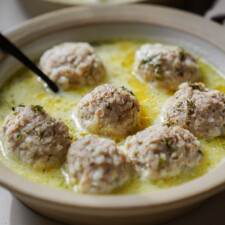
[1,40,225,194]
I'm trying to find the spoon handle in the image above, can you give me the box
[0,33,59,93]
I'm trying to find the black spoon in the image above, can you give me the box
[0,33,59,93]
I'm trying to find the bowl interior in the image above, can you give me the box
[1,5,225,210]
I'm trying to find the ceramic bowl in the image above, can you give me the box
[19,0,144,16]
[1,4,225,225]
[19,0,182,16]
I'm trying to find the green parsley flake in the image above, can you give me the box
[158,157,166,168]
[31,105,44,112]
[185,100,196,126]
[16,129,22,139]
[164,115,177,127]
[39,130,45,141]
[188,82,202,91]
[163,137,173,149]
[121,86,135,96]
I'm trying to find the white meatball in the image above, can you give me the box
[66,135,130,194]
[76,84,140,137]
[133,43,201,90]
[162,82,225,138]
[125,124,203,180]
[40,42,106,89]
[2,105,71,169]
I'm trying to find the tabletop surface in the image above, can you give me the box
[1,0,225,224]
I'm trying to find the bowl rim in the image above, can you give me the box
[40,0,146,6]
[1,4,225,211]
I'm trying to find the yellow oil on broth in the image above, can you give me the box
[0,40,225,194]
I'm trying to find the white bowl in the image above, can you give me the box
[1,4,225,225]
[19,0,182,16]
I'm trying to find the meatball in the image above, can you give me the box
[133,43,201,90]
[40,42,106,89]
[2,105,71,169]
[162,82,225,138]
[125,124,203,180]
[76,84,140,137]
[66,135,130,194]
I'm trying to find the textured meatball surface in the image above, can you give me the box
[162,82,225,138]
[40,42,106,89]
[133,43,201,90]
[125,124,203,180]
[2,105,71,169]
[66,135,130,193]
[76,84,140,137]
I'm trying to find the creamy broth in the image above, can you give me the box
[1,40,225,194]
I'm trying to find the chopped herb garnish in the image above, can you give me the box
[12,104,25,112]
[185,120,191,126]
[179,70,184,77]
[25,130,31,134]
[153,64,161,74]
[155,74,163,81]
[47,155,52,161]
[134,151,139,157]
[198,150,204,156]
[139,54,164,81]
[33,153,38,160]
[158,157,166,168]
[121,86,135,96]
[16,129,22,139]
[185,100,196,126]
[187,100,195,109]
[140,56,155,65]
[176,102,183,112]
[31,105,44,112]
[139,53,163,67]
[153,64,164,81]
[39,130,45,141]
[179,49,185,61]
[188,82,202,91]
[67,136,72,140]
[163,137,173,149]
[163,115,177,127]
